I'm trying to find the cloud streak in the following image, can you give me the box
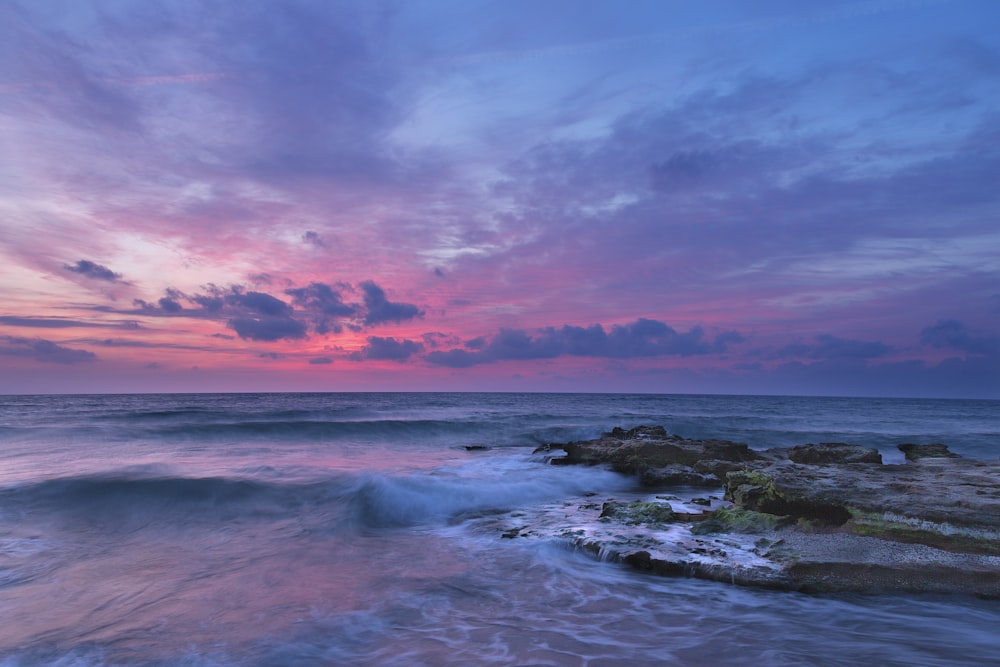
[0,336,97,365]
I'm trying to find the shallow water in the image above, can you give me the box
[1,393,998,665]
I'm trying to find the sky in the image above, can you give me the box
[1,0,998,397]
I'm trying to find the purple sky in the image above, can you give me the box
[1,0,998,397]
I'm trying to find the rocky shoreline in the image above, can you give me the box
[502,426,1000,597]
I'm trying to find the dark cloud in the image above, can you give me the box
[424,319,742,367]
[64,260,123,282]
[230,291,292,317]
[771,335,893,361]
[132,285,309,342]
[421,332,460,348]
[920,320,1000,356]
[350,336,424,362]
[112,279,421,340]
[229,317,307,342]
[302,231,326,247]
[207,287,308,341]
[158,297,183,313]
[308,356,333,365]
[424,348,480,368]
[249,273,275,285]
[464,336,487,350]
[360,280,423,325]
[0,336,97,364]
[285,282,356,334]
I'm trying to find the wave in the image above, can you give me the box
[343,463,630,528]
[0,463,632,533]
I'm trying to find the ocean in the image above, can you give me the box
[1,392,998,666]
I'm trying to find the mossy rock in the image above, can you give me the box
[725,469,782,509]
[725,469,851,526]
[600,500,677,526]
[691,507,787,535]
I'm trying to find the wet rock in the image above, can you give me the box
[535,425,1000,596]
[555,426,761,480]
[599,500,677,525]
[691,507,786,535]
[639,465,719,487]
[607,425,667,440]
[787,443,882,465]
[724,467,852,526]
[692,459,754,479]
[898,443,961,461]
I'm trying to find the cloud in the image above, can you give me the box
[158,297,184,313]
[229,316,307,342]
[350,336,424,362]
[302,230,325,247]
[920,320,1000,356]
[125,279,416,339]
[0,336,97,364]
[132,285,309,342]
[424,318,742,367]
[285,282,356,333]
[309,356,333,365]
[64,260,124,283]
[360,280,423,325]
[0,316,138,330]
[771,334,893,361]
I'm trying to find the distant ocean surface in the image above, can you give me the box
[1,392,999,666]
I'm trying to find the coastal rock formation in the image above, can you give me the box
[548,425,762,485]
[513,426,1000,597]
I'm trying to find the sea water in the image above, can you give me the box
[1,392,998,666]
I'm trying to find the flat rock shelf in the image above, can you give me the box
[489,426,1000,597]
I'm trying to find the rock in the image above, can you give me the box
[607,425,667,440]
[639,464,719,487]
[554,426,761,480]
[532,425,1000,596]
[599,500,677,525]
[692,459,754,479]
[724,467,852,526]
[691,507,786,534]
[787,443,882,465]
[898,443,961,461]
